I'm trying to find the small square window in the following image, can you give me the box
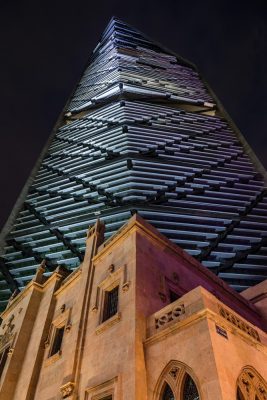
[50,326,65,357]
[102,286,119,322]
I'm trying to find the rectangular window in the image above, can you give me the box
[0,347,9,379]
[50,326,64,356]
[102,286,119,322]
[169,289,180,303]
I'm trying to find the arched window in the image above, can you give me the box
[236,366,267,400]
[237,387,245,400]
[162,383,175,400]
[182,374,200,400]
[154,361,201,400]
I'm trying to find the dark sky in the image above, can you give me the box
[0,0,267,230]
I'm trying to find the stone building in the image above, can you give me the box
[0,17,267,399]
[0,215,267,399]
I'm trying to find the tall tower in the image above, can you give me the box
[1,17,267,312]
[1,18,267,400]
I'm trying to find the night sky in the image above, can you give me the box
[1,0,266,230]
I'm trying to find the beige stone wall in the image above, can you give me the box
[0,217,267,400]
[146,286,267,400]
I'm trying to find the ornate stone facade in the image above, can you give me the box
[0,215,267,399]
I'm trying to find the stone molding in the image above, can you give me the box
[95,312,121,335]
[85,376,118,400]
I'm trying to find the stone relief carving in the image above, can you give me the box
[155,304,185,329]
[169,367,179,380]
[218,306,260,342]
[237,368,267,400]
[60,381,75,399]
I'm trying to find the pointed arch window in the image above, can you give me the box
[162,383,175,400]
[155,361,201,400]
[182,374,200,400]
[236,366,267,400]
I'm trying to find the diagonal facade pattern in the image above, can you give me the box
[1,17,267,309]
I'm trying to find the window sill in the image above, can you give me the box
[95,312,121,335]
[44,350,62,367]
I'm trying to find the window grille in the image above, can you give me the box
[102,286,119,322]
[162,383,175,400]
[183,374,199,400]
[50,326,65,356]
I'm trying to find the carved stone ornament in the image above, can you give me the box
[60,381,75,399]
[108,264,115,273]
[65,323,72,333]
[7,348,14,356]
[122,281,130,292]
[169,367,179,380]
[219,305,260,342]
[158,292,167,303]
[155,304,185,329]
[238,368,267,400]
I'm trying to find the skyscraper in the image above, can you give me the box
[0,17,267,400]
[0,17,267,311]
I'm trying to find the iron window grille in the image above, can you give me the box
[102,286,119,322]
[183,374,200,400]
[162,383,175,400]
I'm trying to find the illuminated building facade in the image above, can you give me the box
[0,18,267,400]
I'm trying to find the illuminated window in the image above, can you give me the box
[102,286,119,322]
[50,326,64,356]
[182,374,199,400]
[0,347,9,379]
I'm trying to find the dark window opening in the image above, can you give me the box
[183,374,199,400]
[102,286,119,322]
[162,383,175,400]
[237,387,245,400]
[169,289,180,303]
[0,347,9,379]
[50,326,64,356]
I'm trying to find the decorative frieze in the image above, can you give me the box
[218,305,260,342]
